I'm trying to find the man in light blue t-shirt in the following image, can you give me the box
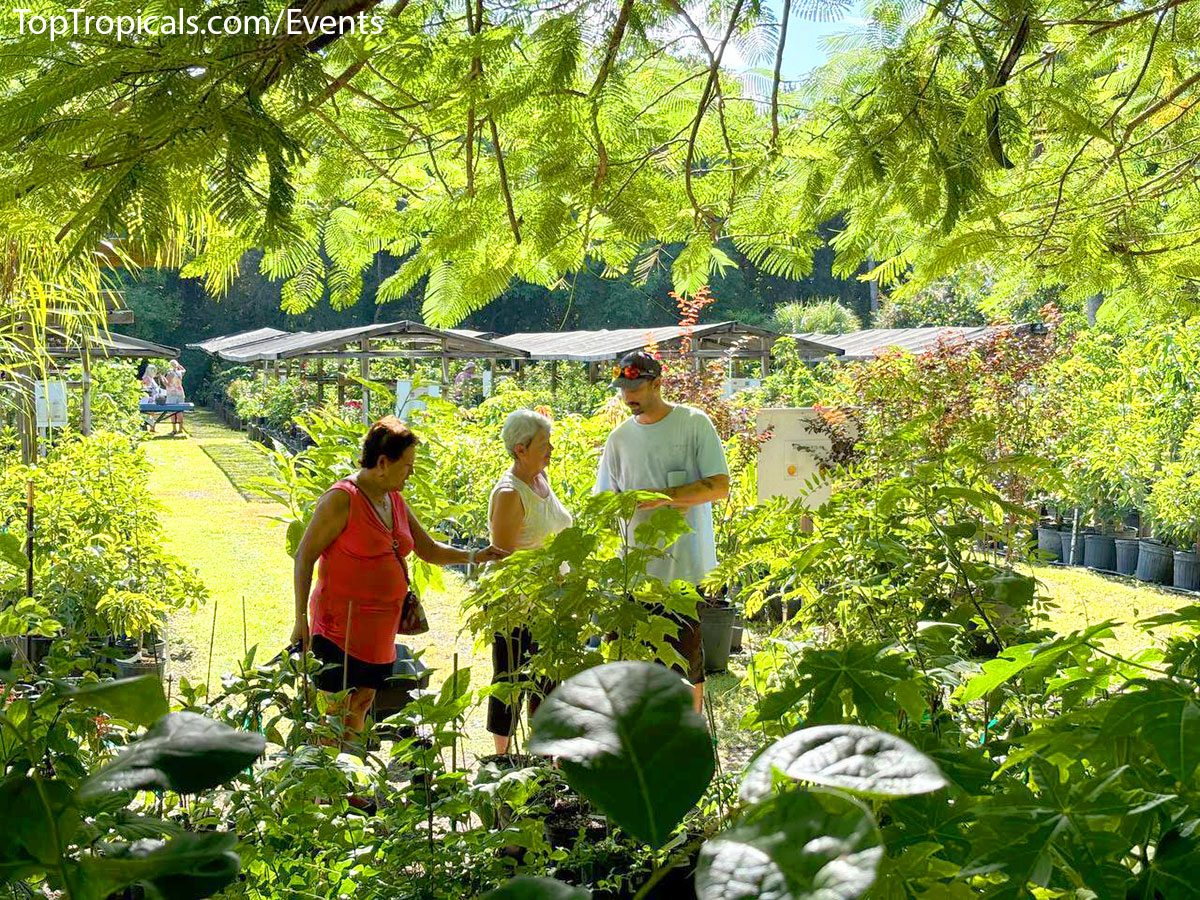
[595,350,730,711]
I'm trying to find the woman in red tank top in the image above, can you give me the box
[292,416,507,737]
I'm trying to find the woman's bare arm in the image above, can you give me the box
[408,507,508,565]
[291,489,350,647]
[488,488,525,553]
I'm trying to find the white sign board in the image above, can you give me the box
[756,407,855,506]
[723,377,761,398]
[395,380,442,420]
[34,381,68,429]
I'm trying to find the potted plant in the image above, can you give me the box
[698,596,736,674]
[1114,524,1140,576]
[96,588,169,678]
[0,597,63,674]
[1036,511,1064,562]
[1143,455,1200,588]
[1081,499,1122,572]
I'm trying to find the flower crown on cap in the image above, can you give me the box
[612,363,650,381]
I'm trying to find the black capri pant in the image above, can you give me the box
[488,627,555,737]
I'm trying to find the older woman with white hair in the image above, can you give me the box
[486,408,573,753]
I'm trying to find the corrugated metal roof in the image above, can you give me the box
[447,328,496,340]
[215,321,528,363]
[49,332,179,360]
[791,326,1016,361]
[187,328,291,356]
[497,321,781,362]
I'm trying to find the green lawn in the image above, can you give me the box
[144,411,295,692]
[144,413,1188,764]
[1031,562,1182,659]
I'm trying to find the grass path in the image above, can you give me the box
[143,410,494,757]
[144,412,295,690]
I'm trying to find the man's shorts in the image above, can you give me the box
[645,594,706,685]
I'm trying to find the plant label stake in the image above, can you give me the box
[25,480,34,601]
[206,597,218,694]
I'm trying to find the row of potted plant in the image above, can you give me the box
[1036,518,1200,590]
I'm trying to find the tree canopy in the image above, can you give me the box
[1,0,1198,330]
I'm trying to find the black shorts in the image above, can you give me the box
[644,597,706,686]
[310,634,393,692]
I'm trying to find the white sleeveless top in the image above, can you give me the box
[488,470,573,550]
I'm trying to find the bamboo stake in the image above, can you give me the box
[341,601,354,751]
[206,598,218,695]
[24,481,34,602]
[451,651,459,833]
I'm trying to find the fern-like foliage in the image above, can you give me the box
[1,0,1200,331]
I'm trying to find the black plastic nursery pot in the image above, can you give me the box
[107,634,167,662]
[115,654,165,679]
[1036,526,1062,561]
[1114,539,1140,576]
[373,643,432,722]
[545,803,609,850]
[1083,534,1117,571]
[699,603,736,673]
[23,634,54,671]
[1174,550,1200,592]
[1059,531,1082,565]
[754,595,802,623]
[729,617,743,653]
[1136,539,1174,585]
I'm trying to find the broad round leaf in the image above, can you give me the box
[0,776,80,865]
[80,832,241,900]
[64,675,168,727]
[697,791,882,900]
[740,725,947,803]
[482,875,592,899]
[80,712,265,799]
[529,661,714,848]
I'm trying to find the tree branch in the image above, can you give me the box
[1123,70,1200,140]
[588,0,636,191]
[488,116,521,244]
[684,0,746,233]
[771,0,793,150]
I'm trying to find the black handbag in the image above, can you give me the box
[394,540,429,636]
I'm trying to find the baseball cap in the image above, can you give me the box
[609,351,663,389]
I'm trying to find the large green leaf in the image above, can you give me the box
[750,643,921,728]
[967,765,1139,899]
[957,644,1037,703]
[0,775,79,868]
[63,676,168,727]
[696,790,883,900]
[1104,680,1200,781]
[481,876,592,899]
[1129,828,1200,899]
[0,533,27,570]
[80,712,265,799]
[528,661,714,848]
[285,520,306,559]
[79,832,241,900]
[739,725,947,803]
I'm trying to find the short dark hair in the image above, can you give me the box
[360,416,419,468]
